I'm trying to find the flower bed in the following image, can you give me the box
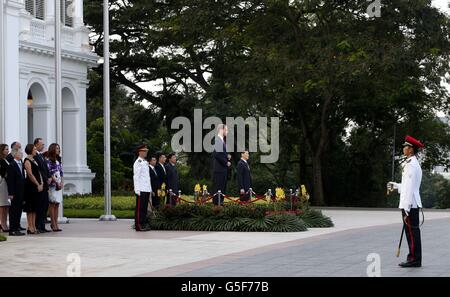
[148,203,333,232]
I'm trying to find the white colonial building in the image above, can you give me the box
[1,0,97,194]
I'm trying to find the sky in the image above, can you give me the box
[432,0,450,14]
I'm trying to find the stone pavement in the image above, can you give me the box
[1,209,449,277]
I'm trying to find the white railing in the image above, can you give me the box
[30,19,46,41]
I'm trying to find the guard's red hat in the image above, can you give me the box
[136,144,149,152]
[403,135,424,149]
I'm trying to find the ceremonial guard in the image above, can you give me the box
[133,145,152,232]
[388,135,424,268]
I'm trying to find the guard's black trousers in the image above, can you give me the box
[212,172,227,205]
[135,192,150,230]
[402,208,422,263]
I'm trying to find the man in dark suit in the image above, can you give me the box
[6,141,21,163]
[212,124,231,205]
[165,153,179,206]
[155,152,167,190]
[6,149,26,236]
[237,151,253,202]
[34,138,51,232]
[148,156,161,209]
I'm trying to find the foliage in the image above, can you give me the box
[419,172,450,209]
[150,212,307,232]
[148,202,330,232]
[299,209,334,228]
[64,196,135,210]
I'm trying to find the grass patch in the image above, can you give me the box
[64,196,135,210]
[63,209,134,219]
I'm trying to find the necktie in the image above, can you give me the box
[17,161,23,176]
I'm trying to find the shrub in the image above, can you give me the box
[299,208,334,228]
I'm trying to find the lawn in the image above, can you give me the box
[63,196,135,218]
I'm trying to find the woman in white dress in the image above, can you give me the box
[46,143,64,232]
[0,144,11,232]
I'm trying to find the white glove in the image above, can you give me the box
[387,182,399,190]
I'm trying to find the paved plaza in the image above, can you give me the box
[1,209,450,277]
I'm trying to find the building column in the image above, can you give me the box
[4,0,23,146]
[19,70,30,144]
[73,0,83,28]
[0,0,5,143]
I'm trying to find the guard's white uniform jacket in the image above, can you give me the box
[393,156,422,212]
[133,157,152,195]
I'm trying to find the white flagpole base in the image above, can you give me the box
[58,217,69,224]
[99,214,117,221]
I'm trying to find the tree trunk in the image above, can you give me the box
[312,154,325,206]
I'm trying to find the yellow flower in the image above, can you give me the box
[158,183,166,197]
[301,185,308,197]
[275,187,285,200]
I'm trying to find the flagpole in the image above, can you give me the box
[56,0,68,223]
[100,0,116,221]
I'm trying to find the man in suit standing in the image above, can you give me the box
[148,156,161,209]
[34,138,51,233]
[165,153,179,206]
[6,141,21,163]
[237,151,253,202]
[155,152,167,190]
[212,124,231,205]
[6,149,26,236]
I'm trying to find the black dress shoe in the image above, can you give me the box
[19,227,26,231]
[38,229,51,233]
[399,261,421,268]
[9,231,25,236]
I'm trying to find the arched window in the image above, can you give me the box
[25,0,45,20]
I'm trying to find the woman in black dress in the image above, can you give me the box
[0,144,11,232]
[23,144,44,234]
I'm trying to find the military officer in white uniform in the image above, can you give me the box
[388,135,424,267]
[133,145,152,232]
